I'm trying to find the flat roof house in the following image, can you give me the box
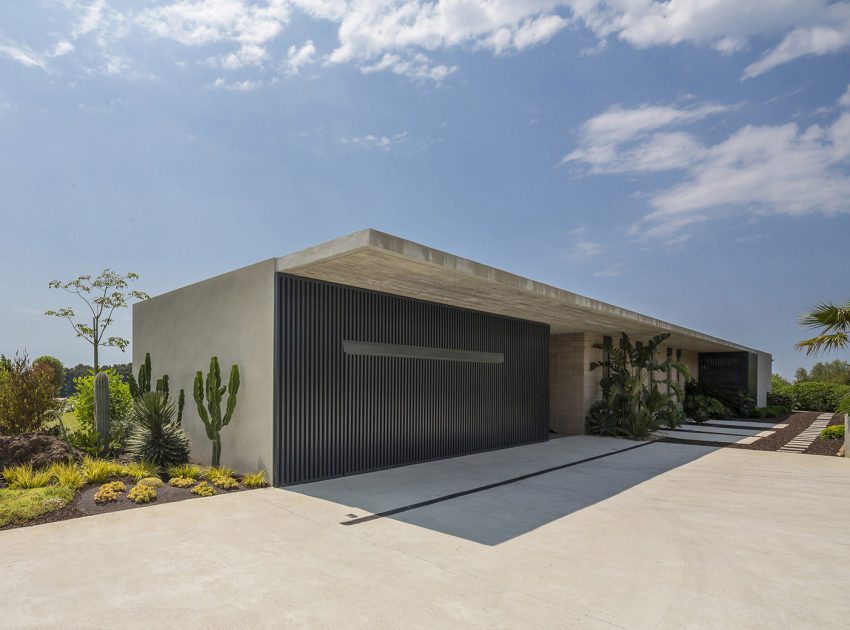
[133,229,771,485]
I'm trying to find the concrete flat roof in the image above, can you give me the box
[276,229,764,354]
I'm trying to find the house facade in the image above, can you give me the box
[133,229,772,484]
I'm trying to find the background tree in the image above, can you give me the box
[0,352,60,435]
[33,355,64,394]
[796,298,850,356]
[45,270,148,373]
[793,360,850,385]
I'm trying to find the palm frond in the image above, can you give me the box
[795,332,849,356]
[798,301,850,332]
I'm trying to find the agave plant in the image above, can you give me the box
[125,392,191,468]
[587,332,690,439]
[796,299,850,355]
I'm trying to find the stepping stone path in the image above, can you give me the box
[777,413,833,454]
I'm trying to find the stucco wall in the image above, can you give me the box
[132,259,276,474]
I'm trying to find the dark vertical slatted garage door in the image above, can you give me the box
[278,274,549,485]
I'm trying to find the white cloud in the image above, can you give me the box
[283,39,316,75]
[359,52,456,83]
[563,102,730,174]
[572,240,604,258]
[6,0,850,83]
[593,262,623,277]
[137,0,290,71]
[0,42,48,70]
[210,76,264,91]
[564,0,850,78]
[567,100,850,241]
[742,3,850,78]
[341,131,409,151]
[49,40,75,57]
[841,84,850,108]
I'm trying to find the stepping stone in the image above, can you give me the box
[777,414,832,453]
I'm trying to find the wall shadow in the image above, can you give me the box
[285,437,721,546]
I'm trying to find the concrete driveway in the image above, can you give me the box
[1,437,848,629]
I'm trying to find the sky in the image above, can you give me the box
[1,0,849,380]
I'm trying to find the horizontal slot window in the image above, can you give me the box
[342,340,504,364]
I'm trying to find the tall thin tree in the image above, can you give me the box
[45,270,148,373]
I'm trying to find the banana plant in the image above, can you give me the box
[588,332,690,438]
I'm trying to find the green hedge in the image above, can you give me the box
[789,381,850,412]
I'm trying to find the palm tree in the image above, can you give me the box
[796,299,850,355]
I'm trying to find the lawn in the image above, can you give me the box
[0,486,75,528]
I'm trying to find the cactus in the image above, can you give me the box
[156,374,169,399]
[176,388,185,426]
[137,353,152,395]
[193,357,240,467]
[93,371,110,452]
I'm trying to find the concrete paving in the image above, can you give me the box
[1,438,849,629]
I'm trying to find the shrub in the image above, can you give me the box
[127,483,157,503]
[820,425,845,440]
[191,481,215,497]
[33,356,64,394]
[168,476,195,488]
[241,471,269,488]
[138,476,163,488]
[125,392,191,468]
[104,480,126,492]
[766,390,793,411]
[0,352,60,435]
[69,370,134,443]
[80,457,125,484]
[167,463,202,480]
[93,483,120,503]
[585,400,618,436]
[209,474,238,490]
[205,465,234,479]
[684,393,731,423]
[2,463,53,489]
[838,394,850,415]
[124,460,160,482]
[47,462,85,490]
[791,382,850,412]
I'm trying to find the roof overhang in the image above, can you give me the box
[276,229,763,354]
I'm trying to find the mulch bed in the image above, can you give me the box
[805,414,845,457]
[658,411,830,453]
[731,411,818,452]
[0,477,250,532]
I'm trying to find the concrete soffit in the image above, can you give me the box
[275,228,765,355]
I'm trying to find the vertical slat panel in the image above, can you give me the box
[279,274,549,485]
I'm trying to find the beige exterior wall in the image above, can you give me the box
[549,333,716,436]
[549,332,605,435]
[132,259,276,475]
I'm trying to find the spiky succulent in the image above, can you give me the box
[126,392,191,468]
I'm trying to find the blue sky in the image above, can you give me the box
[1,1,849,379]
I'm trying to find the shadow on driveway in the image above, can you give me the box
[286,436,719,545]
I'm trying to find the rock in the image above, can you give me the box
[0,433,83,470]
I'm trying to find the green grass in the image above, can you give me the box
[0,486,74,528]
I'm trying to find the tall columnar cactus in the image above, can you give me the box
[137,353,152,395]
[193,357,240,467]
[176,388,185,426]
[93,371,110,451]
[156,374,169,399]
